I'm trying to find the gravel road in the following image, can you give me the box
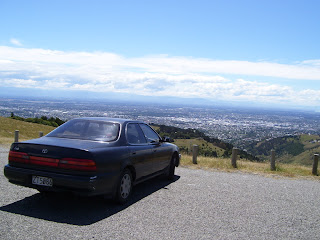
[1,146,320,240]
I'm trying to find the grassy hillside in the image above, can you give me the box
[0,116,55,147]
[247,134,320,166]
[174,138,225,157]
[282,134,320,166]
[153,124,258,161]
[0,117,319,179]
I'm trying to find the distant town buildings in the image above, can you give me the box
[1,97,319,149]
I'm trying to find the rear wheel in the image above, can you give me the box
[114,169,133,204]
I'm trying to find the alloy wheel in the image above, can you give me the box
[120,173,131,199]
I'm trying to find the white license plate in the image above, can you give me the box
[32,176,53,187]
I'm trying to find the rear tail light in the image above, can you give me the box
[8,150,96,171]
[29,156,59,167]
[9,151,29,163]
[59,158,97,171]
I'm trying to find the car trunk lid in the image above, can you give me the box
[9,137,102,174]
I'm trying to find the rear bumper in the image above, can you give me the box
[4,164,118,197]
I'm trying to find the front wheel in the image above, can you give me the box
[167,155,177,180]
[114,169,133,204]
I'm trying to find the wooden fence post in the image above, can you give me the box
[39,131,43,137]
[192,145,199,164]
[14,130,19,142]
[231,147,238,168]
[189,141,193,155]
[312,154,319,176]
[270,149,276,171]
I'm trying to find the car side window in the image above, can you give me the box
[139,124,160,143]
[126,123,147,144]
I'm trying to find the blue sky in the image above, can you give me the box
[0,0,320,110]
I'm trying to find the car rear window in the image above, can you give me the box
[47,119,120,142]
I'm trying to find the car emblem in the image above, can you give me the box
[42,149,48,154]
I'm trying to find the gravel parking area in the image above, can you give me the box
[1,146,320,240]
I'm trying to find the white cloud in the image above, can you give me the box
[10,38,23,46]
[3,78,37,87]
[0,46,320,108]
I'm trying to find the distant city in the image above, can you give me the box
[1,97,320,149]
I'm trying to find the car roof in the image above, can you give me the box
[71,117,145,124]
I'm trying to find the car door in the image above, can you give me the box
[126,123,154,179]
[139,123,171,172]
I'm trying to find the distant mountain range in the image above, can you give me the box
[1,86,317,111]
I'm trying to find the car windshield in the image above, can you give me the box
[47,119,120,142]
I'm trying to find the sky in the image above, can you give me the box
[0,0,320,111]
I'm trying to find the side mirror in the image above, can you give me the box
[162,136,174,143]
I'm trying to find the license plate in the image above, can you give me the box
[32,176,53,187]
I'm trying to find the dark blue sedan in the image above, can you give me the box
[4,117,180,203]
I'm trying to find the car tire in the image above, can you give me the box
[114,168,133,204]
[167,155,176,180]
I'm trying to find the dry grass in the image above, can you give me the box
[180,154,320,180]
[0,116,55,148]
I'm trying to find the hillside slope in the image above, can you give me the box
[0,116,55,146]
[154,124,258,160]
[246,134,320,166]
[174,138,225,157]
[1,117,318,178]
[3,116,318,166]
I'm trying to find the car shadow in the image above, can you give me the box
[0,175,180,226]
